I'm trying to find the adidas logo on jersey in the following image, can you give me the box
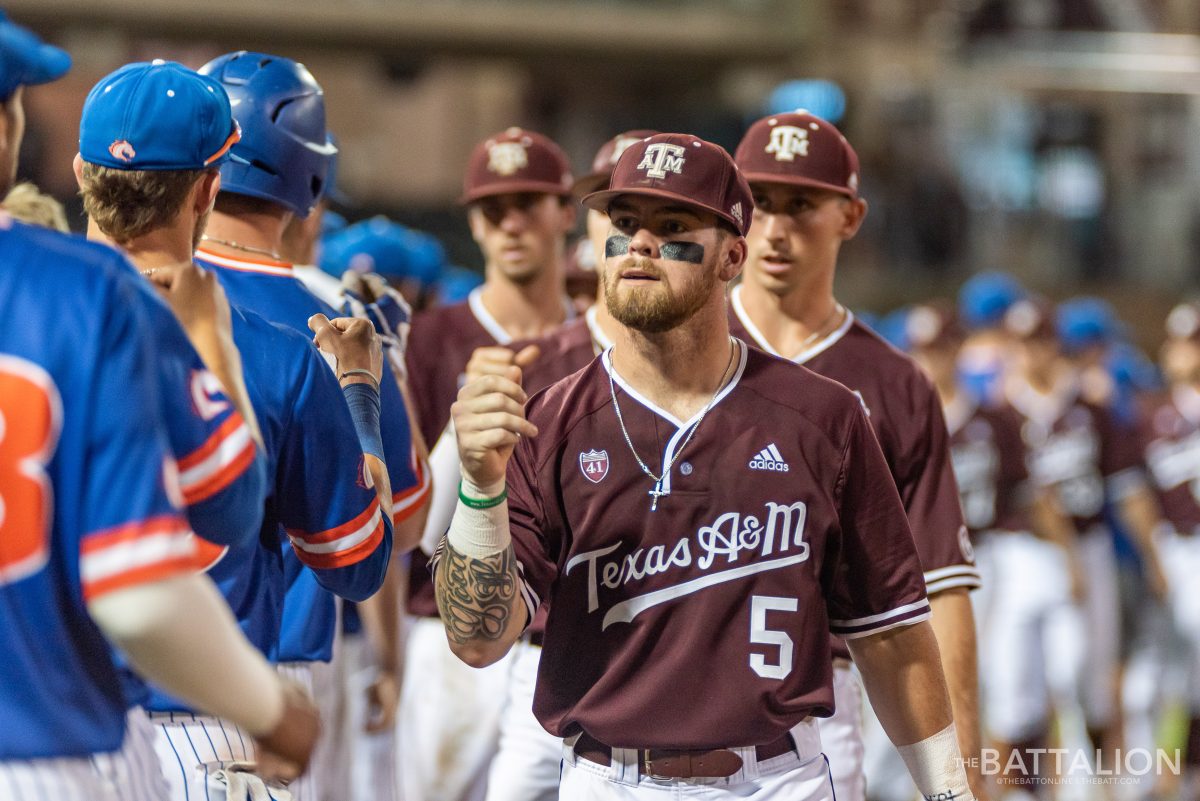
[749,443,789,472]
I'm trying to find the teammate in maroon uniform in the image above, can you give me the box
[434,132,976,801]
[400,127,576,801]
[453,129,653,801]
[1002,296,1167,762]
[906,303,1082,789]
[728,111,983,799]
[1138,303,1200,792]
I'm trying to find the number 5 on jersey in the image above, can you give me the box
[749,595,798,679]
[0,356,61,586]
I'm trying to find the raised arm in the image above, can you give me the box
[433,371,538,668]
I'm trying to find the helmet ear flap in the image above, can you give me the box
[198,51,338,217]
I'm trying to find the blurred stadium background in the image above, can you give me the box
[11,0,1200,348]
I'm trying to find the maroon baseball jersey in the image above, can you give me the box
[1007,378,1145,533]
[730,287,977,595]
[405,289,509,616]
[507,310,606,636]
[1139,387,1200,535]
[518,310,606,395]
[945,396,1032,536]
[491,342,930,748]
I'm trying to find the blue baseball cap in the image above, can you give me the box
[320,216,413,278]
[0,12,70,101]
[958,271,1026,330]
[79,60,244,171]
[1057,297,1122,354]
[321,217,446,287]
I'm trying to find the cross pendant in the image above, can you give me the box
[648,482,668,511]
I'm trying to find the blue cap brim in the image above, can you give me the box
[0,18,71,98]
[26,43,71,84]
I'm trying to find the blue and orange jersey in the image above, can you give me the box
[129,278,265,547]
[140,304,392,710]
[0,217,196,758]
[197,246,418,662]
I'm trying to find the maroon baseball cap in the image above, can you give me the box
[734,111,860,198]
[905,304,965,350]
[459,127,574,205]
[571,129,660,198]
[581,133,753,237]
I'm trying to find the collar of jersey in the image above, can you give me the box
[601,338,748,430]
[196,245,294,276]
[468,286,579,346]
[585,305,614,353]
[730,283,853,364]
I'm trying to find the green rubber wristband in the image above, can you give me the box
[458,482,507,509]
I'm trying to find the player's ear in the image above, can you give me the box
[71,153,85,189]
[840,197,868,240]
[196,170,221,215]
[719,233,747,283]
[0,88,21,196]
[466,204,487,244]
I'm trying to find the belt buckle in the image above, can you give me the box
[643,751,687,780]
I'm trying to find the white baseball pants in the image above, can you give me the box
[1,707,167,801]
[816,660,866,801]
[396,616,514,801]
[484,639,562,801]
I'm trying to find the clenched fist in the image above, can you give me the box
[452,371,538,490]
[308,313,383,383]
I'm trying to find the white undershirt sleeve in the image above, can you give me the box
[88,573,284,736]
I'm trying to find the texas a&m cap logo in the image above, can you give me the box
[579,449,610,484]
[637,142,686,179]
[764,125,810,162]
[487,141,529,176]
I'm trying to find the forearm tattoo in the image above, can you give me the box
[435,543,519,644]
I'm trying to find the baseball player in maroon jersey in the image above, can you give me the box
[1133,303,1200,793]
[1001,297,1167,765]
[432,132,977,801]
[905,304,1083,790]
[449,131,654,801]
[400,127,576,801]
[728,112,984,799]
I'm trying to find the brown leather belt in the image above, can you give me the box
[572,731,795,779]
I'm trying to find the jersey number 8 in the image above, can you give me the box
[0,356,61,587]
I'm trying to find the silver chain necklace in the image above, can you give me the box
[607,338,738,511]
[200,235,282,261]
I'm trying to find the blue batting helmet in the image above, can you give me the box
[198,51,336,218]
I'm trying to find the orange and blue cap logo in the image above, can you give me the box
[108,140,136,163]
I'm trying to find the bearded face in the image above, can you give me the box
[603,253,717,334]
